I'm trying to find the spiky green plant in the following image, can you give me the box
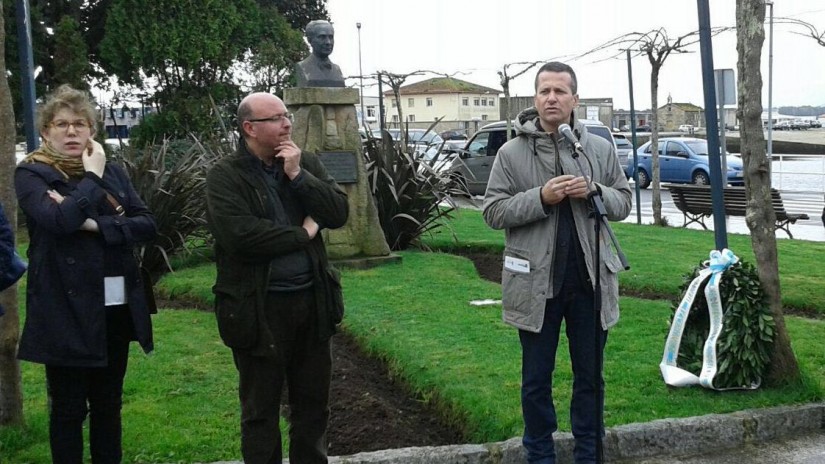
[112,136,224,280]
[363,122,468,250]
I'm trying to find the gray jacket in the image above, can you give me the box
[482,108,632,332]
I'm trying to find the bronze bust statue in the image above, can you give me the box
[295,20,345,88]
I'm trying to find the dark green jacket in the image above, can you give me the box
[205,141,349,356]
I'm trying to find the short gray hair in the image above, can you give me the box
[305,20,333,39]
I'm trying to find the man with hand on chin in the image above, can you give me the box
[483,62,631,464]
[206,92,349,464]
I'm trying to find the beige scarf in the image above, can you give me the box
[22,141,86,180]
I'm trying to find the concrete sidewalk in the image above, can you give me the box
[203,403,823,464]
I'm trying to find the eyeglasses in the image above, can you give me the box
[247,112,294,125]
[50,120,91,132]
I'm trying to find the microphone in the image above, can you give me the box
[558,124,585,156]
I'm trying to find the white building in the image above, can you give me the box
[382,77,500,128]
[100,105,155,139]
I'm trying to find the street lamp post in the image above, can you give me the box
[356,22,365,129]
[766,1,774,165]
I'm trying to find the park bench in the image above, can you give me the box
[665,184,810,239]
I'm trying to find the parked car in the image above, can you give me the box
[613,134,634,178]
[636,124,651,132]
[440,129,468,141]
[450,118,617,196]
[678,124,695,133]
[384,128,445,154]
[630,137,744,189]
[774,120,793,131]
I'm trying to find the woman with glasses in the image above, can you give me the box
[14,84,157,464]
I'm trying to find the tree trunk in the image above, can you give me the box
[503,84,513,142]
[650,66,662,224]
[736,0,800,385]
[0,0,25,426]
[391,85,408,151]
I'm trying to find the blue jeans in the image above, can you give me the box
[519,289,607,464]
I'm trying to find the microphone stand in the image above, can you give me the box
[569,144,630,464]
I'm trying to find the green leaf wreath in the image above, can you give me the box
[670,259,775,389]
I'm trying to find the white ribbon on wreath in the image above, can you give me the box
[659,248,759,390]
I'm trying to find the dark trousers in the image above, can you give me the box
[45,306,133,464]
[519,289,607,464]
[233,289,332,464]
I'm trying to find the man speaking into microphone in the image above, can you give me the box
[482,61,631,464]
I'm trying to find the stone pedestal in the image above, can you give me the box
[284,87,393,262]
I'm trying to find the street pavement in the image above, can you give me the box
[620,432,825,463]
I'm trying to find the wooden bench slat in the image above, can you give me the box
[664,184,809,238]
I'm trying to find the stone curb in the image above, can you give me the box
[203,403,824,464]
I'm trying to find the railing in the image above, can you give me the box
[771,153,825,194]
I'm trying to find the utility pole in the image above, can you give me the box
[356,22,366,128]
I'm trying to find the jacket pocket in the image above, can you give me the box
[213,286,258,349]
[501,246,534,315]
[325,266,345,325]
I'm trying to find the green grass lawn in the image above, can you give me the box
[2,214,823,462]
[426,208,825,314]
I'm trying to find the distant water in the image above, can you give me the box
[770,155,825,193]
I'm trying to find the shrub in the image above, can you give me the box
[671,259,775,389]
[362,126,467,250]
[113,136,226,281]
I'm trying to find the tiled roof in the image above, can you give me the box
[383,77,500,96]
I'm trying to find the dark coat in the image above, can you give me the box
[14,161,157,367]
[206,141,348,356]
[0,200,27,316]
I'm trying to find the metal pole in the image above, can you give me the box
[356,22,366,129]
[717,80,727,176]
[16,0,38,151]
[626,49,641,225]
[697,0,728,250]
[766,1,774,168]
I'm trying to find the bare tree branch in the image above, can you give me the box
[574,26,731,223]
[774,17,825,47]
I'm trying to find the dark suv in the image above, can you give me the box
[451,119,617,196]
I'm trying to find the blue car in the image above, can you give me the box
[630,137,744,189]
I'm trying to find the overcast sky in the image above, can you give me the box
[325,0,825,110]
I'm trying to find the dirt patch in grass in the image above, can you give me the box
[327,331,465,456]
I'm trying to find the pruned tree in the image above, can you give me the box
[775,17,825,47]
[736,0,800,386]
[0,0,24,426]
[497,61,542,141]
[580,26,728,224]
[376,70,429,150]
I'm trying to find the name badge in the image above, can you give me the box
[504,256,530,274]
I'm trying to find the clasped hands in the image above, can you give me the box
[540,174,590,205]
